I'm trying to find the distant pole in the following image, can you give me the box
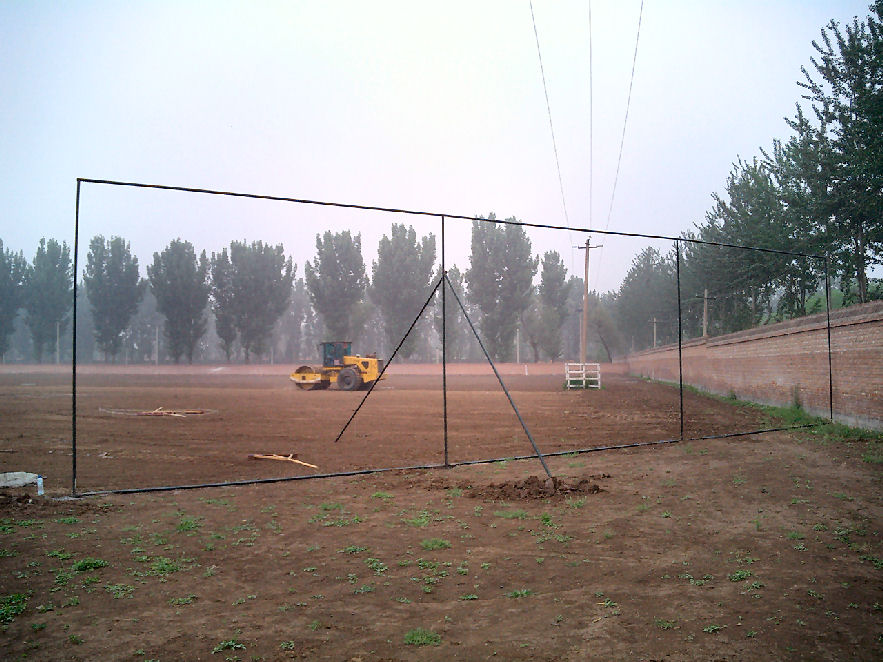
[582,240,589,364]
[577,238,602,364]
[516,327,520,364]
[702,288,708,337]
[56,321,60,364]
[154,326,159,365]
[652,317,657,348]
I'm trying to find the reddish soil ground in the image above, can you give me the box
[0,364,880,660]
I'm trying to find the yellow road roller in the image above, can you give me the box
[290,341,385,391]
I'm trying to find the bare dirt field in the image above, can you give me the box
[0,363,881,660]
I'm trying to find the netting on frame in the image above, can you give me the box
[69,179,832,495]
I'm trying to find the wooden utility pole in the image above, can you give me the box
[577,238,602,364]
[702,288,709,337]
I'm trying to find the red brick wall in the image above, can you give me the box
[621,300,883,431]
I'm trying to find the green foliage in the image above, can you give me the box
[84,235,145,360]
[23,238,72,361]
[304,230,368,341]
[434,264,469,360]
[71,557,108,572]
[211,639,246,654]
[0,239,27,358]
[0,593,28,623]
[536,250,571,360]
[369,223,436,357]
[209,248,236,361]
[612,246,676,351]
[420,538,451,550]
[493,509,529,520]
[210,241,294,362]
[465,216,538,361]
[147,239,210,363]
[403,627,441,646]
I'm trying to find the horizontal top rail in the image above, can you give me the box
[76,178,825,259]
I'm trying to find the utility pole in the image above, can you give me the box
[702,288,708,337]
[576,238,602,364]
[653,317,657,348]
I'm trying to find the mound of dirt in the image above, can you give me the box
[424,474,609,501]
[468,474,606,500]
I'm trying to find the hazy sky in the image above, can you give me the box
[0,1,873,293]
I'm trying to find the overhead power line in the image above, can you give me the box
[603,0,644,234]
[529,0,572,236]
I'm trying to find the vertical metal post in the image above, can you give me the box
[441,216,449,466]
[72,180,81,496]
[824,255,834,421]
[676,240,684,440]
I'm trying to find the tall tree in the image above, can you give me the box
[222,240,294,362]
[148,239,211,364]
[304,231,368,341]
[84,235,145,361]
[537,250,571,360]
[797,3,883,302]
[613,246,677,351]
[0,240,27,359]
[465,215,538,362]
[24,238,72,362]
[434,265,468,361]
[210,248,237,361]
[369,224,436,358]
[277,277,312,362]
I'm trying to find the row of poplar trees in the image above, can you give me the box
[611,3,883,351]
[0,218,583,365]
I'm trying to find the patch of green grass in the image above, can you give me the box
[211,639,246,654]
[365,558,388,574]
[403,510,432,527]
[655,618,677,630]
[339,545,369,554]
[371,491,393,501]
[353,584,374,594]
[403,628,441,646]
[506,589,533,598]
[728,570,753,582]
[68,634,84,645]
[55,517,79,525]
[47,549,73,561]
[420,538,451,551]
[71,557,108,572]
[169,594,197,606]
[0,593,28,623]
[460,593,478,600]
[702,624,724,634]
[104,583,134,599]
[176,516,202,533]
[493,509,529,520]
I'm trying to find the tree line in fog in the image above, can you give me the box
[0,221,602,365]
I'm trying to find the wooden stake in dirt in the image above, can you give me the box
[248,454,318,469]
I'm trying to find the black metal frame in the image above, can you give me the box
[70,178,834,496]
